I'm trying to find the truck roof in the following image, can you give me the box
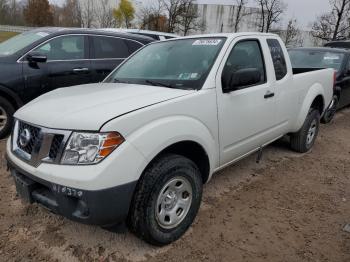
[164,32,279,41]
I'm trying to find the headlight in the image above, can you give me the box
[61,132,124,165]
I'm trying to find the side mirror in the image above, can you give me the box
[223,68,262,93]
[26,52,47,63]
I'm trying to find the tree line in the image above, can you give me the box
[0,0,349,43]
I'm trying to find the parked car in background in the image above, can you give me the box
[288,47,350,123]
[7,33,333,246]
[0,27,153,138]
[324,40,350,49]
[102,28,178,41]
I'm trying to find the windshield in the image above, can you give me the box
[0,31,51,57]
[105,38,226,89]
[289,50,345,71]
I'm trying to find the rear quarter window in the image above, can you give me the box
[267,39,288,80]
[92,36,130,59]
[126,40,143,54]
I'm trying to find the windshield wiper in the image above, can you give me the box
[112,78,129,84]
[145,80,177,89]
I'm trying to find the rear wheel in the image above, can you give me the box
[0,97,15,139]
[128,154,203,246]
[290,109,320,153]
[321,95,339,124]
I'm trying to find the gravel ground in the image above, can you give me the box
[0,108,349,262]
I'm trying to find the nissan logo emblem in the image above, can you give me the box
[19,128,31,147]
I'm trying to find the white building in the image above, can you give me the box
[195,2,261,34]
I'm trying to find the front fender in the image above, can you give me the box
[292,83,325,132]
[115,116,218,180]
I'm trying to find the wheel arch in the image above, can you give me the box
[143,140,211,184]
[310,94,324,115]
[0,85,24,109]
[292,84,326,132]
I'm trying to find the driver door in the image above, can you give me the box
[216,37,277,165]
[23,35,91,101]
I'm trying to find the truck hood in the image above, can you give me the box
[15,83,195,130]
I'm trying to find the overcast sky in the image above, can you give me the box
[50,0,332,29]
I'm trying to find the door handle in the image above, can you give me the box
[264,91,275,99]
[73,68,89,73]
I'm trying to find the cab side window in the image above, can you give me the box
[222,40,266,90]
[267,39,287,80]
[35,35,85,61]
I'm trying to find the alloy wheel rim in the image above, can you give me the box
[155,176,193,230]
[307,119,317,145]
[0,106,7,132]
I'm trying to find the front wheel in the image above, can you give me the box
[290,109,320,153]
[127,154,203,246]
[321,95,339,124]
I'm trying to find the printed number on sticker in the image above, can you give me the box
[193,39,222,46]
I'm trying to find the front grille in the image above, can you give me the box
[13,120,71,166]
[49,135,64,159]
[16,121,41,155]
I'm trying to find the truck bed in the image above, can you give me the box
[292,68,324,75]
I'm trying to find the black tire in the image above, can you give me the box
[321,95,339,124]
[127,154,203,246]
[0,97,15,139]
[290,109,320,153]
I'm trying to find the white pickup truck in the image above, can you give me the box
[6,33,334,246]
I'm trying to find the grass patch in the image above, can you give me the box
[0,31,19,43]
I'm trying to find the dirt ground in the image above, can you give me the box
[0,108,349,262]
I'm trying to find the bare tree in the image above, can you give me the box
[158,0,204,34]
[161,0,185,33]
[0,0,9,24]
[0,0,25,25]
[138,1,168,31]
[256,0,286,33]
[276,19,303,47]
[256,0,265,32]
[312,0,350,41]
[51,4,63,26]
[59,0,82,27]
[178,0,203,35]
[80,0,95,28]
[233,0,249,32]
[96,0,116,28]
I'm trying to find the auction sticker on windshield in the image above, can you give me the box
[193,39,222,46]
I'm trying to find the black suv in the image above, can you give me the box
[0,28,153,138]
[324,40,350,49]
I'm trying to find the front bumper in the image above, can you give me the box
[7,155,137,226]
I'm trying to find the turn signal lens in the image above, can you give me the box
[98,133,125,158]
